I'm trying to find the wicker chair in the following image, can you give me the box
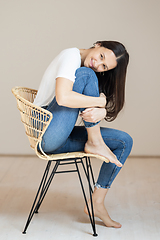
[12,86,109,237]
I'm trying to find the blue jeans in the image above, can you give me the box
[42,67,133,189]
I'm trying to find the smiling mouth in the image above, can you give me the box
[90,59,95,69]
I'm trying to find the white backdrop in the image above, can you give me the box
[1,0,160,155]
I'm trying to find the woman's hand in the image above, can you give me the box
[80,107,106,123]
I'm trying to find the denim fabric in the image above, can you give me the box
[41,66,133,189]
[42,67,100,153]
[52,126,133,188]
[95,127,133,188]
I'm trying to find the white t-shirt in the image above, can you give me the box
[34,48,81,107]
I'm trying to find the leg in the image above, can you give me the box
[42,67,100,153]
[96,127,133,188]
[85,127,133,227]
[74,69,123,167]
[57,126,132,227]
[84,187,122,228]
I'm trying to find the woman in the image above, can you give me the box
[34,41,133,228]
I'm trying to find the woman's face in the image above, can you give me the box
[83,45,117,72]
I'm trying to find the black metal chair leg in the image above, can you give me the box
[86,157,98,236]
[34,160,60,213]
[22,161,52,234]
[74,158,98,237]
[88,157,96,186]
[81,159,94,193]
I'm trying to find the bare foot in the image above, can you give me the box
[84,200,122,228]
[84,140,122,167]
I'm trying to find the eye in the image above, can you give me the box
[103,64,106,70]
[100,54,103,59]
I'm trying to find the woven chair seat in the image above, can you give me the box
[36,150,108,161]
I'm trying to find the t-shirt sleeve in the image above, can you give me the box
[55,48,81,82]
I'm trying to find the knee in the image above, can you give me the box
[75,67,98,82]
[120,131,133,154]
[74,67,99,97]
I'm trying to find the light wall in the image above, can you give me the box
[1,0,160,155]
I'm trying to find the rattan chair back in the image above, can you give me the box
[12,87,52,155]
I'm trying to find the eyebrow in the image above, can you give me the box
[103,53,109,70]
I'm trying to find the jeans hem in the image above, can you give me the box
[84,121,100,128]
[95,183,110,189]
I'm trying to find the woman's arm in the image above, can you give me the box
[55,77,106,108]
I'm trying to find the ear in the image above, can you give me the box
[94,43,101,48]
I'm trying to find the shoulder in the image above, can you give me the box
[55,48,81,82]
[57,48,81,69]
[59,47,80,59]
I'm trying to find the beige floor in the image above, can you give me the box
[0,156,160,240]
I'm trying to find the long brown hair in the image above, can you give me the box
[95,41,129,122]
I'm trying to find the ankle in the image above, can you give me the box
[92,187,108,203]
[92,197,104,205]
[92,192,105,204]
[86,138,103,146]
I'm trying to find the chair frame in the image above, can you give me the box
[12,86,108,236]
[22,156,97,236]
